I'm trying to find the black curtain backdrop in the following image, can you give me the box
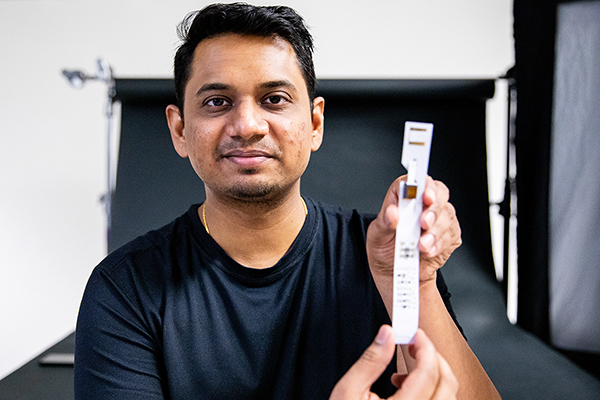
[513,0,558,342]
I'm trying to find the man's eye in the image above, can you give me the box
[206,98,229,107]
[265,95,286,105]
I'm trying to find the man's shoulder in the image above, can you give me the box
[99,205,199,275]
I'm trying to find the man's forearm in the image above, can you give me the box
[418,278,500,400]
[369,269,500,399]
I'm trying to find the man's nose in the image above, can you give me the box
[229,100,269,141]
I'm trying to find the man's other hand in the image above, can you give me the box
[329,326,458,400]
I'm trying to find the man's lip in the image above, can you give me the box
[221,149,274,167]
[221,149,273,158]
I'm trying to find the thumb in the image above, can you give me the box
[330,325,396,400]
[366,176,409,252]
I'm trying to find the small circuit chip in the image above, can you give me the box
[403,184,417,199]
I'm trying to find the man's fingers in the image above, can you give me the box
[384,204,400,230]
[391,329,444,400]
[367,176,403,241]
[420,178,450,230]
[329,325,395,400]
[418,201,460,258]
[418,178,461,259]
[430,353,459,400]
[397,329,439,398]
[390,372,408,388]
[422,177,449,208]
[392,329,458,400]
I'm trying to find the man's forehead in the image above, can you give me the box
[186,33,307,94]
[193,33,294,61]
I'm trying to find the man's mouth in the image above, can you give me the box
[221,149,273,168]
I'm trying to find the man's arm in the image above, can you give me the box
[74,266,165,399]
[366,176,500,400]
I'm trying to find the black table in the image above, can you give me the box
[0,333,74,400]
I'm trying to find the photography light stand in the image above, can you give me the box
[496,67,518,324]
[62,59,117,245]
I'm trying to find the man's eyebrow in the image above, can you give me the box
[259,80,298,92]
[195,83,231,97]
[195,80,298,97]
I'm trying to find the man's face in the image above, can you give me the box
[167,33,324,204]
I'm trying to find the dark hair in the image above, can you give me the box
[173,2,316,117]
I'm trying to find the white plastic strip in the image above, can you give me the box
[393,121,433,344]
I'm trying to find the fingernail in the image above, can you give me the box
[421,233,434,250]
[426,187,436,202]
[375,326,388,345]
[425,212,435,227]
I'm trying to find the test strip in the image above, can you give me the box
[393,121,433,344]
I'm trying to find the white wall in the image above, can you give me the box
[0,0,513,379]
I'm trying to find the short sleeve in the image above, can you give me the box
[74,264,166,400]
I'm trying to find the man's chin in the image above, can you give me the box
[225,183,280,204]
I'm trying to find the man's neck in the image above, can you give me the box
[199,190,307,269]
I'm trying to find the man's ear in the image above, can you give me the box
[166,104,188,158]
[310,96,325,152]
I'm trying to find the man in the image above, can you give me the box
[75,3,500,399]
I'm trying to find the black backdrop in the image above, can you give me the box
[109,78,496,278]
[513,0,600,377]
[513,0,558,343]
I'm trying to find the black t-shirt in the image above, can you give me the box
[75,199,459,399]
